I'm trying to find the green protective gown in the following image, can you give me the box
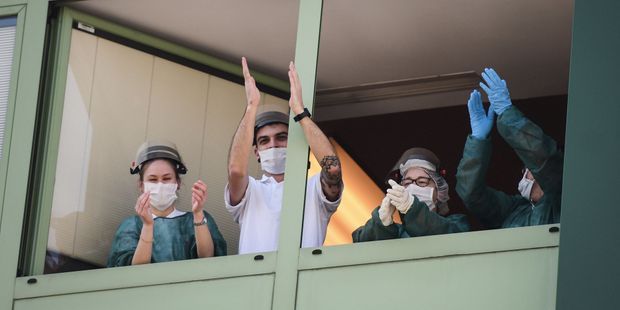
[352,197,470,242]
[456,106,563,228]
[107,210,227,267]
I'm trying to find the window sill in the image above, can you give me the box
[14,251,276,299]
[299,224,560,270]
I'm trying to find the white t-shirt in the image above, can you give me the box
[225,174,341,254]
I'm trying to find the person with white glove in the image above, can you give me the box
[352,148,470,242]
[377,196,396,226]
[386,179,414,214]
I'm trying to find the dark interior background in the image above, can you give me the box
[317,94,567,230]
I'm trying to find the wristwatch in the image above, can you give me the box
[193,216,208,226]
[293,108,311,122]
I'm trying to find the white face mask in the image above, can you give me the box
[518,172,534,200]
[406,184,436,212]
[143,182,178,211]
[258,147,287,175]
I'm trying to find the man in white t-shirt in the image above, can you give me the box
[225,58,343,254]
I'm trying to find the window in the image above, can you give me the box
[0,16,17,160]
[40,22,291,273]
[302,0,571,247]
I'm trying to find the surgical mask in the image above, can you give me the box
[258,147,287,174]
[518,173,534,200]
[144,182,178,211]
[406,184,436,212]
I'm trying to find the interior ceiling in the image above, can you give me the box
[64,0,573,113]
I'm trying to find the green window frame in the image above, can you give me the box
[15,5,321,309]
[0,1,48,310]
[10,2,564,310]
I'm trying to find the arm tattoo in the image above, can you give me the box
[320,155,342,187]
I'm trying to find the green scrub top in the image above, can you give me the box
[107,210,227,267]
[352,197,470,243]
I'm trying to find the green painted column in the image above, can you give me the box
[556,1,620,309]
[0,1,48,309]
[272,0,323,309]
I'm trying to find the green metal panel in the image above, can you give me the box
[556,1,620,309]
[15,252,276,299]
[272,1,323,310]
[297,225,559,310]
[297,247,558,310]
[0,0,31,7]
[298,224,559,270]
[15,274,275,310]
[0,1,48,310]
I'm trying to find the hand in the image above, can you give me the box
[288,61,305,115]
[135,191,153,225]
[467,89,495,139]
[386,179,413,214]
[191,180,208,214]
[479,68,512,115]
[242,57,261,107]
[378,196,395,226]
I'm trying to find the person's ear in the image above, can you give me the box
[254,145,261,163]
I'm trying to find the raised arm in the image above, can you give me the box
[497,107,563,195]
[456,89,520,228]
[227,57,261,205]
[480,68,563,195]
[288,62,343,201]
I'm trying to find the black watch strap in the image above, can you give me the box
[293,108,312,122]
[193,216,208,226]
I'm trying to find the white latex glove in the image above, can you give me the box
[387,179,413,214]
[378,196,395,226]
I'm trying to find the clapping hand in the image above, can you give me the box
[242,57,261,107]
[191,180,207,214]
[467,89,495,139]
[135,191,153,225]
[387,179,413,214]
[479,68,512,115]
[288,61,305,115]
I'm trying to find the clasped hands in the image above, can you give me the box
[468,68,514,139]
[378,179,415,226]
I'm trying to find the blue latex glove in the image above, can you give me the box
[479,68,512,115]
[467,89,495,139]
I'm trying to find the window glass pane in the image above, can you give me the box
[0,16,17,160]
[37,0,301,274]
[306,0,571,247]
[45,24,295,272]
